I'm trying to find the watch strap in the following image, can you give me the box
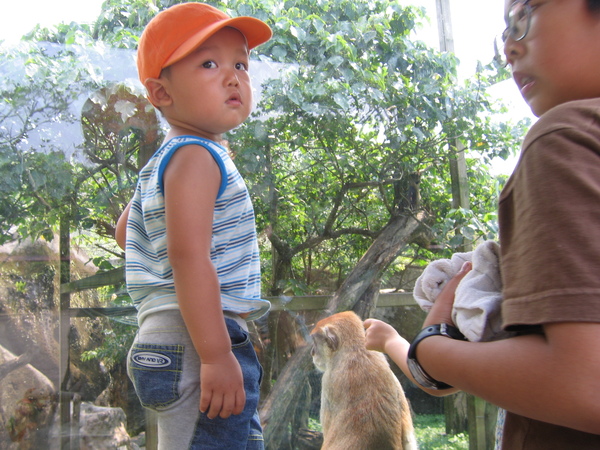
[407,323,466,390]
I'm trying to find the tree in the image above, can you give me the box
[2,0,524,293]
[225,0,524,296]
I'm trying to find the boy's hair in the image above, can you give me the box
[590,0,600,11]
[137,2,272,85]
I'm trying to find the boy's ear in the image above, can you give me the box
[144,78,172,107]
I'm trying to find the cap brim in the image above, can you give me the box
[164,16,272,69]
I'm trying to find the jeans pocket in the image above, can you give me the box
[225,318,263,398]
[226,319,251,348]
[128,343,184,410]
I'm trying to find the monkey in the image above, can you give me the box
[310,311,418,450]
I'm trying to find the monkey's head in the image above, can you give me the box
[310,311,366,372]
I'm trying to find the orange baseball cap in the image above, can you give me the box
[137,2,272,84]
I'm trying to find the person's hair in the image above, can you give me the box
[589,0,600,12]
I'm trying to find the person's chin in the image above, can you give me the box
[525,97,549,118]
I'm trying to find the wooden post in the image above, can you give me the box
[435,2,499,449]
[468,396,499,450]
[59,214,71,449]
[468,396,487,450]
[436,0,454,53]
[145,410,159,450]
[450,140,470,211]
[436,1,469,437]
[436,0,470,220]
[138,110,159,450]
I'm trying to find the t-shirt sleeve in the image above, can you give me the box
[499,103,600,329]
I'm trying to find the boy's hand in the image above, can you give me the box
[423,261,472,328]
[199,351,246,419]
[364,318,402,354]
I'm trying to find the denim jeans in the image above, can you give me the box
[128,310,264,449]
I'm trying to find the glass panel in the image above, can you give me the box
[0,1,523,449]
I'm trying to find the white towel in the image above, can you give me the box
[413,251,472,311]
[413,241,512,342]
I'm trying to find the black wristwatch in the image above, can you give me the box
[407,323,466,390]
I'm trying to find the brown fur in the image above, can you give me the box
[310,311,418,450]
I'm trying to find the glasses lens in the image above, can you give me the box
[508,2,529,41]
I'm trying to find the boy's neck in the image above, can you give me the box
[165,117,224,143]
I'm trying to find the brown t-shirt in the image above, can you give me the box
[498,98,600,449]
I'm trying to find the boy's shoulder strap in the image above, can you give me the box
[157,135,229,196]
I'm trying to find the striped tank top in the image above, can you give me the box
[125,135,270,325]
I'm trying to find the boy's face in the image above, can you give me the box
[503,0,600,116]
[158,27,253,140]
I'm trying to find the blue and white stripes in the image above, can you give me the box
[125,135,270,325]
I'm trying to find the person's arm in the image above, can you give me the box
[115,200,132,250]
[364,318,460,397]
[367,262,600,434]
[364,261,471,397]
[164,144,245,420]
[413,262,600,434]
[417,320,600,434]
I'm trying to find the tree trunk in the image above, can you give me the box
[260,345,314,449]
[270,249,292,296]
[323,211,425,315]
[352,279,381,319]
[260,211,425,448]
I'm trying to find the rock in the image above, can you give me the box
[76,403,136,450]
[0,345,56,449]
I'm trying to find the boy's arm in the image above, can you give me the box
[164,144,245,420]
[364,262,472,396]
[115,200,132,250]
[370,263,600,434]
[416,322,600,434]
[364,319,460,397]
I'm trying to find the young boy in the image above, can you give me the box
[365,0,600,448]
[115,3,272,448]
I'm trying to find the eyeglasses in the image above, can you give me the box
[501,0,533,42]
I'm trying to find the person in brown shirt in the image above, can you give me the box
[364,1,600,448]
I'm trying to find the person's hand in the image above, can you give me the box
[423,261,472,328]
[364,318,403,354]
[199,351,245,419]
